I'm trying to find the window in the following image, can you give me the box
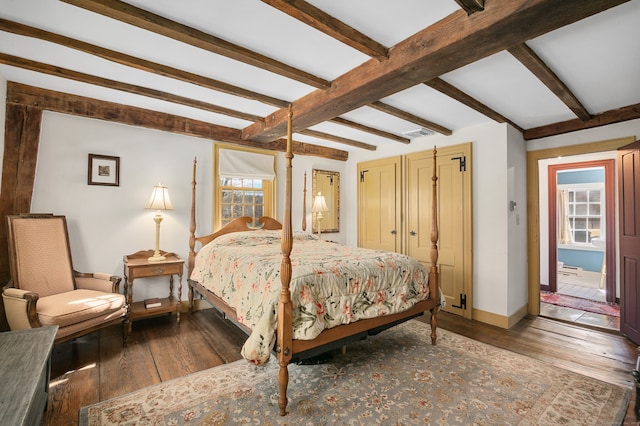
[219,178,270,227]
[559,183,604,245]
[214,146,275,229]
[567,188,601,243]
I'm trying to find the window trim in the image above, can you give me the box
[214,144,277,230]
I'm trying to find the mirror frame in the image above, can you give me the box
[311,169,339,234]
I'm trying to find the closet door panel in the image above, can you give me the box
[357,156,401,252]
[406,145,472,318]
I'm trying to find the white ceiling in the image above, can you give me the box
[1,0,639,155]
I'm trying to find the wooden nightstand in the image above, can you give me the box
[123,250,184,334]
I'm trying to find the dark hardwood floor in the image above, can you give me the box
[44,309,639,425]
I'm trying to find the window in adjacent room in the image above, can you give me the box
[558,182,604,246]
[214,145,276,229]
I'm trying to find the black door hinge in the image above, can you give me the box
[452,293,467,309]
[452,156,466,172]
[360,169,369,182]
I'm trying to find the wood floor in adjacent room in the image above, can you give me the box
[44,309,638,425]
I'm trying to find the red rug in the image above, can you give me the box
[540,291,620,317]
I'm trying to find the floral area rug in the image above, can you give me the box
[540,291,620,317]
[79,320,630,425]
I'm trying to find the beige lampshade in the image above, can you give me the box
[145,184,174,210]
[312,192,328,213]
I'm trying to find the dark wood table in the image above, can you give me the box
[0,326,57,425]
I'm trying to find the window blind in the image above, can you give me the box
[218,149,275,180]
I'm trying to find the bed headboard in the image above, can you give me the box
[199,216,281,246]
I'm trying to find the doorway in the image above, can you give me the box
[541,159,619,330]
[546,160,615,300]
[525,136,634,329]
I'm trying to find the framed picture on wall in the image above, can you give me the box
[88,154,120,186]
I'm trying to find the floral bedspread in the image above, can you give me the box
[190,230,432,365]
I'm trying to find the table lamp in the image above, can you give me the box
[312,192,328,238]
[145,183,173,262]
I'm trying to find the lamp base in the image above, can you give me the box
[148,254,166,262]
[149,214,165,262]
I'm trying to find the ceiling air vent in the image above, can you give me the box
[402,127,435,138]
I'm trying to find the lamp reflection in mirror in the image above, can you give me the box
[145,183,173,262]
[312,192,328,238]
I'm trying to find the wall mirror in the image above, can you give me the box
[312,169,339,234]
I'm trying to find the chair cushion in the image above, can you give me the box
[37,289,126,328]
[55,306,128,341]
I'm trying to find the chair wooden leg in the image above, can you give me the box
[122,316,130,346]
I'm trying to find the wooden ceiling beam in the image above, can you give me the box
[241,0,629,143]
[298,129,377,151]
[0,53,378,149]
[60,0,330,89]
[261,0,388,60]
[508,42,591,121]
[6,82,348,161]
[0,53,264,123]
[7,83,242,143]
[0,19,411,147]
[330,117,410,144]
[0,19,289,108]
[263,139,348,160]
[424,78,524,133]
[524,103,640,140]
[261,0,455,138]
[369,101,452,136]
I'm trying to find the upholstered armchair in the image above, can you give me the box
[2,214,129,344]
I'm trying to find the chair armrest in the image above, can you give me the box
[75,272,123,293]
[2,288,42,330]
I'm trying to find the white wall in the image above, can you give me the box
[506,125,528,316]
[31,112,213,302]
[345,121,516,317]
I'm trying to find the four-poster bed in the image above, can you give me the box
[187,108,440,416]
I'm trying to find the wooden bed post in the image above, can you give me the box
[430,146,439,345]
[188,157,197,312]
[277,105,294,416]
[302,171,307,231]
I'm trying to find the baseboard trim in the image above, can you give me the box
[473,304,528,329]
[508,304,529,328]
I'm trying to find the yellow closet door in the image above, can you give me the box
[358,156,402,252]
[406,144,472,318]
